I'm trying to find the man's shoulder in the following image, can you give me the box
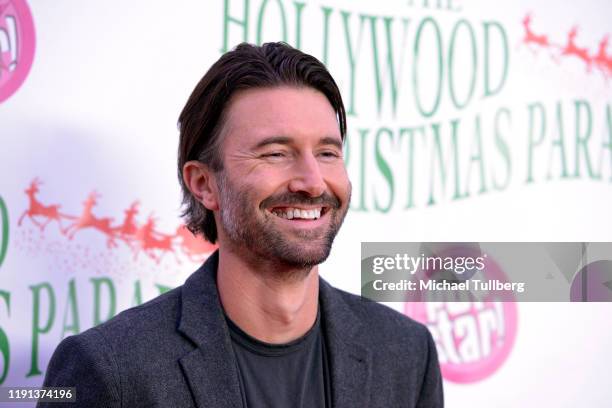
[325,283,431,346]
[323,284,444,407]
[41,282,203,405]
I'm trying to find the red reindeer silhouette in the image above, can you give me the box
[111,201,140,248]
[133,214,178,264]
[521,13,555,55]
[594,34,612,81]
[558,26,593,72]
[18,178,75,231]
[63,191,118,248]
[174,224,217,262]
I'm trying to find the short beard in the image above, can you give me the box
[215,170,351,282]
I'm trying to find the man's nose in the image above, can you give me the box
[288,154,326,197]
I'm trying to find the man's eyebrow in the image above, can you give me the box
[252,136,292,150]
[318,136,343,150]
[252,135,343,150]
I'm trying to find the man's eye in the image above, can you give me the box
[319,151,341,159]
[261,152,286,158]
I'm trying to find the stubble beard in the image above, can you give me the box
[215,171,351,281]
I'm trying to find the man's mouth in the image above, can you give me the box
[269,206,329,220]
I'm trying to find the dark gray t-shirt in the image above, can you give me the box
[225,307,332,408]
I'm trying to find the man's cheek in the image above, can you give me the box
[342,180,353,207]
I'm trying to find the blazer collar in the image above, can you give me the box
[177,251,243,408]
[319,278,373,408]
[177,251,372,408]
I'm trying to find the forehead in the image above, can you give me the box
[221,86,341,147]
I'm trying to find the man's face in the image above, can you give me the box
[213,86,351,270]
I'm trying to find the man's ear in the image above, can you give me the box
[182,161,220,211]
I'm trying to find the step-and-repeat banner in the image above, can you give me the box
[1,0,611,406]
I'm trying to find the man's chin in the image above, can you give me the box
[270,241,333,269]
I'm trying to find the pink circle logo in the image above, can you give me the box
[0,0,35,103]
[404,247,518,383]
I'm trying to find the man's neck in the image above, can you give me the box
[216,247,320,344]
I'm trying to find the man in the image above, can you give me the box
[40,42,443,407]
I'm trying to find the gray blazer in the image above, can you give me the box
[39,251,443,407]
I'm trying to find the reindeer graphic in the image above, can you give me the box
[18,178,75,231]
[558,26,593,72]
[594,34,612,81]
[63,191,118,248]
[174,224,217,263]
[520,13,556,56]
[17,179,217,265]
[133,214,179,264]
[111,201,140,248]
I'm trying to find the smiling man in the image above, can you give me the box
[40,42,443,408]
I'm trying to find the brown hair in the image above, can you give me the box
[177,42,347,243]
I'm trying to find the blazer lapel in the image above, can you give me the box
[177,252,243,408]
[319,279,372,408]
[175,253,373,408]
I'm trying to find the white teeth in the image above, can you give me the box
[272,207,323,220]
